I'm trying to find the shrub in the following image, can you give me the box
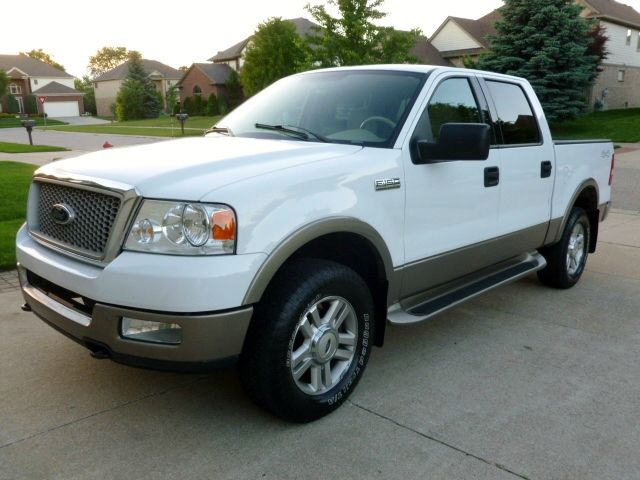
[207,93,219,116]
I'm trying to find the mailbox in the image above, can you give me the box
[175,113,189,135]
[21,119,37,145]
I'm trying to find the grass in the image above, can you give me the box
[0,117,67,128]
[45,115,222,137]
[0,142,69,153]
[0,161,38,270]
[551,108,640,142]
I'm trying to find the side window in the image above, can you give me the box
[485,81,540,145]
[428,78,481,140]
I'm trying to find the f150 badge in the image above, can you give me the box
[375,178,401,191]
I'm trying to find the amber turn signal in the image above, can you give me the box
[212,209,236,241]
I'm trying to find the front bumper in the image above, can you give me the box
[18,264,253,371]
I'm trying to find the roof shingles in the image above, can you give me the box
[0,54,72,78]
[94,59,182,82]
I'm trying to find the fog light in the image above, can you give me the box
[121,318,182,344]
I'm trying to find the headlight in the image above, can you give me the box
[124,200,236,255]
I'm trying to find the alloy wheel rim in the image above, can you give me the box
[566,223,586,276]
[289,296,358,396]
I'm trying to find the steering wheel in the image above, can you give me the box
[359,116,396,131]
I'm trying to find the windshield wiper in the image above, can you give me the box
[254,123,329,143]
[205,126,234,136]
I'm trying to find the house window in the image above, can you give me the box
[33,79,38,85]
[637,32,640,51]
[9,83,22,95]
[626,29,632,45]
[618,69,625,82]
[94,83,98,89]
[193,85,202,96]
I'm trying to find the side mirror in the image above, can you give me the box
[411,123,491,164]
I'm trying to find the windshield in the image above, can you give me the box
[217,70,427,148]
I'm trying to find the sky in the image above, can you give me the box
[4,0,640,78]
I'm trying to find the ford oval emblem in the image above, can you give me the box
[51,203,75,225]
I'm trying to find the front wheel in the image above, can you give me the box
[538,207,590,289]
[239,259,374,422]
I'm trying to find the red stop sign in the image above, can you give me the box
[39,96,47,104]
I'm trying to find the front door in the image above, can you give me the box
[16,96,24,114]
[401,73,501,298]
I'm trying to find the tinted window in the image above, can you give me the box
[486,81,540,145]
[426,78,481,140]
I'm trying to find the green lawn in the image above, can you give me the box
[0,142,69,153]
[551,108,640,142]
[0,117,67,129]
[45,115,222,137]
[0,161,37,270]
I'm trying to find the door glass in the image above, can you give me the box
[485,81,540,145]
[426,78,481,140]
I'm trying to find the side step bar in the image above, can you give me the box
[388,251,546,325]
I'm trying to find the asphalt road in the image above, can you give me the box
[0,145,639,480]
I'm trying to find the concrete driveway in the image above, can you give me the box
[49,116,111,126]
[1,220,640,479]
[1,147,639,480]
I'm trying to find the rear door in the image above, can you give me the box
[479,78,555,239]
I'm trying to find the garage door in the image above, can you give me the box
[44,101,80,118]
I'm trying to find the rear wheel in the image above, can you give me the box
[538,207,590,289]
[239,259,374,422]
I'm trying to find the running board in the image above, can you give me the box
[388,252,546,325]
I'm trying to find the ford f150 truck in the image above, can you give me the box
[17,65,614,422]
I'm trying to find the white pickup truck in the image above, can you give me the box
[17,65,614,422]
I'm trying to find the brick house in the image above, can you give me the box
[428,0,640,109]
[93,59,182,117]
[175,63,233,107]
[0,54,84,117]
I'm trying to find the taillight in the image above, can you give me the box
[609,153,615,186]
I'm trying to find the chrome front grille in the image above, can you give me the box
[33,182,121,257]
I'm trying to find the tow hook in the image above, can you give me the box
[89,349,110,360]
[21,303,32,312]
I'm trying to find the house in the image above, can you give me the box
[177,17,319,105]
[578,0,640,108]
[428,0,640,109]
[208,17,319,72]
[0,54,84,117]
[428,10,500,67]
[93,59,182,117]
[175,63,233,107]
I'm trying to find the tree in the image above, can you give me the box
[240,17,311,96]
[115,51,161,120]
[0,69,9,99]
[88,47,129,78]
[75,76,97,115]
[305,0,421,67]
[225,69,244,109]
[477,0,597,122]
[20,49,65,72]
[586,22,609,82]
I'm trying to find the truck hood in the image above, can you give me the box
[38,136,362,200]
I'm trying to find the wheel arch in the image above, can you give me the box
[242,217,396,346]
[546,179,600,252]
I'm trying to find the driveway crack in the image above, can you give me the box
[348,400,530,480]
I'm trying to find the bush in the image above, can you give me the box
[26,95,38,115]
[7,95,19,114]
[207,93,219,116]
[182,96,192,115]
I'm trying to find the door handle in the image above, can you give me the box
[484,166,499,187]
[541,161,552,178]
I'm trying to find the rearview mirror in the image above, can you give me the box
[412,123,491,164]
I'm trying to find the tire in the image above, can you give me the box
[537,207,590,289]
[239,258,374,423]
